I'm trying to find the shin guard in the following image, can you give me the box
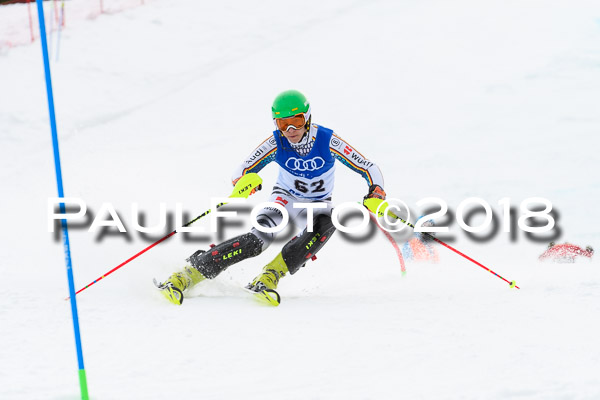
[187,233,263,279]
[282,214,336,274]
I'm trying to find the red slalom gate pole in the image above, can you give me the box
[385,210,519,289]
[369,212,406,275]
[61,1,65,28]
[52,0,59,24]
[27,0,35,42]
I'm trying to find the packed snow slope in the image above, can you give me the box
[1,0,600,399]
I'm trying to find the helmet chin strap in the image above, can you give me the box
[297,132,308,144]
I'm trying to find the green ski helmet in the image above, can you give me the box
[271,90,311,131]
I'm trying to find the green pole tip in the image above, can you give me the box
[401,270,407,277]
[79,369,89,400]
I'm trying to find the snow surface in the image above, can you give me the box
[1,0,600,399]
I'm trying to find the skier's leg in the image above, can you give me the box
[157,232,266,305]
[190,191,301,279]
[247,204,336,292]
[249,189,302,251]
[282,212,336,274]
[157,191,299,304]
[155,265,206,305]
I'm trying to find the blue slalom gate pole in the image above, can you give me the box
[35,1,90,398]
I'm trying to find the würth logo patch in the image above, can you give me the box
[344,145,352,155]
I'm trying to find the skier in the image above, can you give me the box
[156,90,386,305]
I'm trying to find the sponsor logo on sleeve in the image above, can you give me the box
[350,153,373,168]
[246,147,266,164]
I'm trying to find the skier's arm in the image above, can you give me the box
[231,136,277,184]
[329,133,385,190]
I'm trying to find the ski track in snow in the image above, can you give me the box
[1,0,600,399]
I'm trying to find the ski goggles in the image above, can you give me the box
[274,113,306,132]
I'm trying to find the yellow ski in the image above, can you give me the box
[248,288,281,307]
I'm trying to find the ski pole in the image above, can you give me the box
[366,200,519,289]
[67,174,262,299]
[427,233,519,288]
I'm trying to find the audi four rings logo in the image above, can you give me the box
[285,157,326,171]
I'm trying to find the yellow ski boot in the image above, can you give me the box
[245,252,289,306]
[154,266,205,305]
